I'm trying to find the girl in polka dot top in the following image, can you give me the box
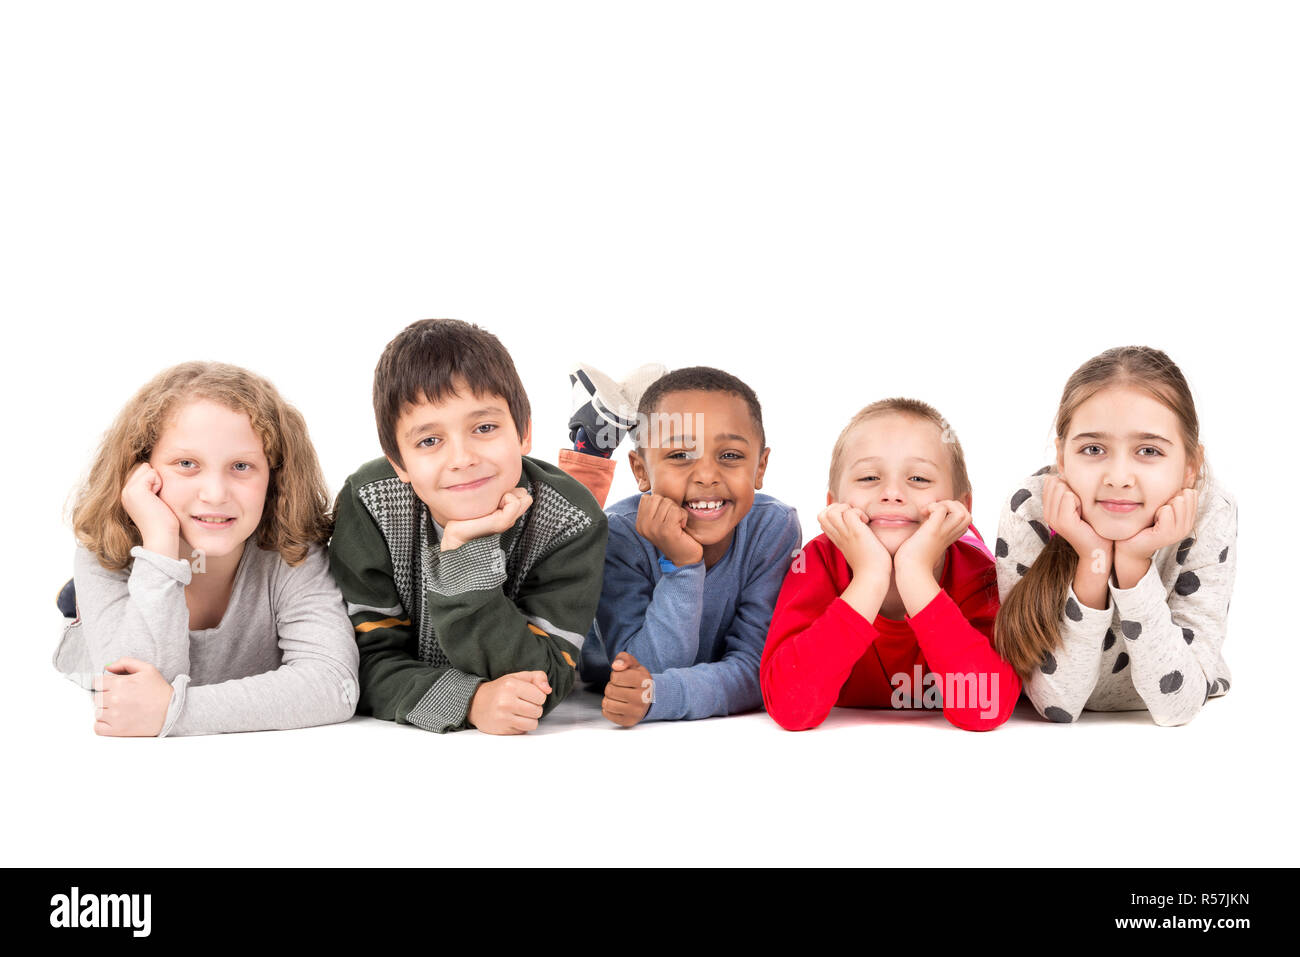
[993,346,1236,726]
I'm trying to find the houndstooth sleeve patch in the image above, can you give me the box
[405,668,484,732]
[429,535,508,596]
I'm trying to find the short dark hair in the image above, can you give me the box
[636,366,766,449]
[373,318,531,468]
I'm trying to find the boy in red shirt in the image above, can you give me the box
[760,398,1019,731]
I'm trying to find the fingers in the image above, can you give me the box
[106,657,146,675]
[600,697,640,727]
[602,681,643,705]
[612,652,642,670]
[502,672,550,703]
[608,666,650,690]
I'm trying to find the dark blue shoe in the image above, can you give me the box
[56,579,77,619]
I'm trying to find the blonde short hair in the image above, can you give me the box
[828,397,971,499]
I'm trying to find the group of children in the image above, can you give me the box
[55,319,1238,736]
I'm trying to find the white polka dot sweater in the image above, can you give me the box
[995,470,1237,726]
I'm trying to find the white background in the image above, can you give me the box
[2,1,1296,867]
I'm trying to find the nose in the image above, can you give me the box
[445,434,478,469]
[877,476,906,504]
[689,455,721,488]
[198,470,229,505]
[1102,459,1135,489]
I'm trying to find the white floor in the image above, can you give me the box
[8,652,1294,868]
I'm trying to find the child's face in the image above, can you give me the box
[388,382,531,529]
[149,399,270,559]
[829,413,968,556]
[628,389,770,561]
[1056,385,1198,541]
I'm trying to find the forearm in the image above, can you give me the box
[425,536,585,711]
[647,649,763,722]
[839,574,889,622]
[1109,563,1214,726]
[906,590,1019,730]
[1072,554,1111,610]
[1021,603,1111,723]
[894,561,941,617]
[355,628,482,731]
[161,658,358,736]
[604,562,707,672]
[761,598,875,731]
[76,547,194,680]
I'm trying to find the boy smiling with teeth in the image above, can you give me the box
[580,367,801,726]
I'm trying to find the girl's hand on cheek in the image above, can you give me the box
[121,462,181,559]
[1116,488,1198,562]
[1043,475,1111,564]
[817,503,892,584]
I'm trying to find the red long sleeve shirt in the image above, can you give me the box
[760,531,1020,731]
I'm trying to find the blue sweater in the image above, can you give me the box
[580,492,802,721]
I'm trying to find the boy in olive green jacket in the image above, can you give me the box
[329,319,608,734]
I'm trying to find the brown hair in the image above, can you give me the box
[994,346,1206,677]
[827,398,972,499]
[373,318,531,469]
[71,362,332,571]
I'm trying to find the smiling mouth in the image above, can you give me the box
[684,498,731,520]
[193,514,236,527]
[1098,500,1142,513]
[444,476,495,492]
[870,515,917,527]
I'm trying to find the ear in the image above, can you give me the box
[753,447,771,490]
[386,455,411,485]
[826,489,834,507]
[959,490,973,513]
[519,418,533,456]
[1053,436,1065,477]
[627,448,652,492]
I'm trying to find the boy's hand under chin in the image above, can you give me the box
[440,488,533,552]
[818,503,892,584]
[893,500,972,574]
[892,501,971,615]
[636,493,705,567]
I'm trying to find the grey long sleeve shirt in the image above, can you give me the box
[56,543,359,736]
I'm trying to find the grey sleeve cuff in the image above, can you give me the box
[128,546,194,586]
[405,669,484,733]
[1108,560,1166,620]
[1062,584,1113,636]
[429,535,507,596]
[157,674,191,738]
